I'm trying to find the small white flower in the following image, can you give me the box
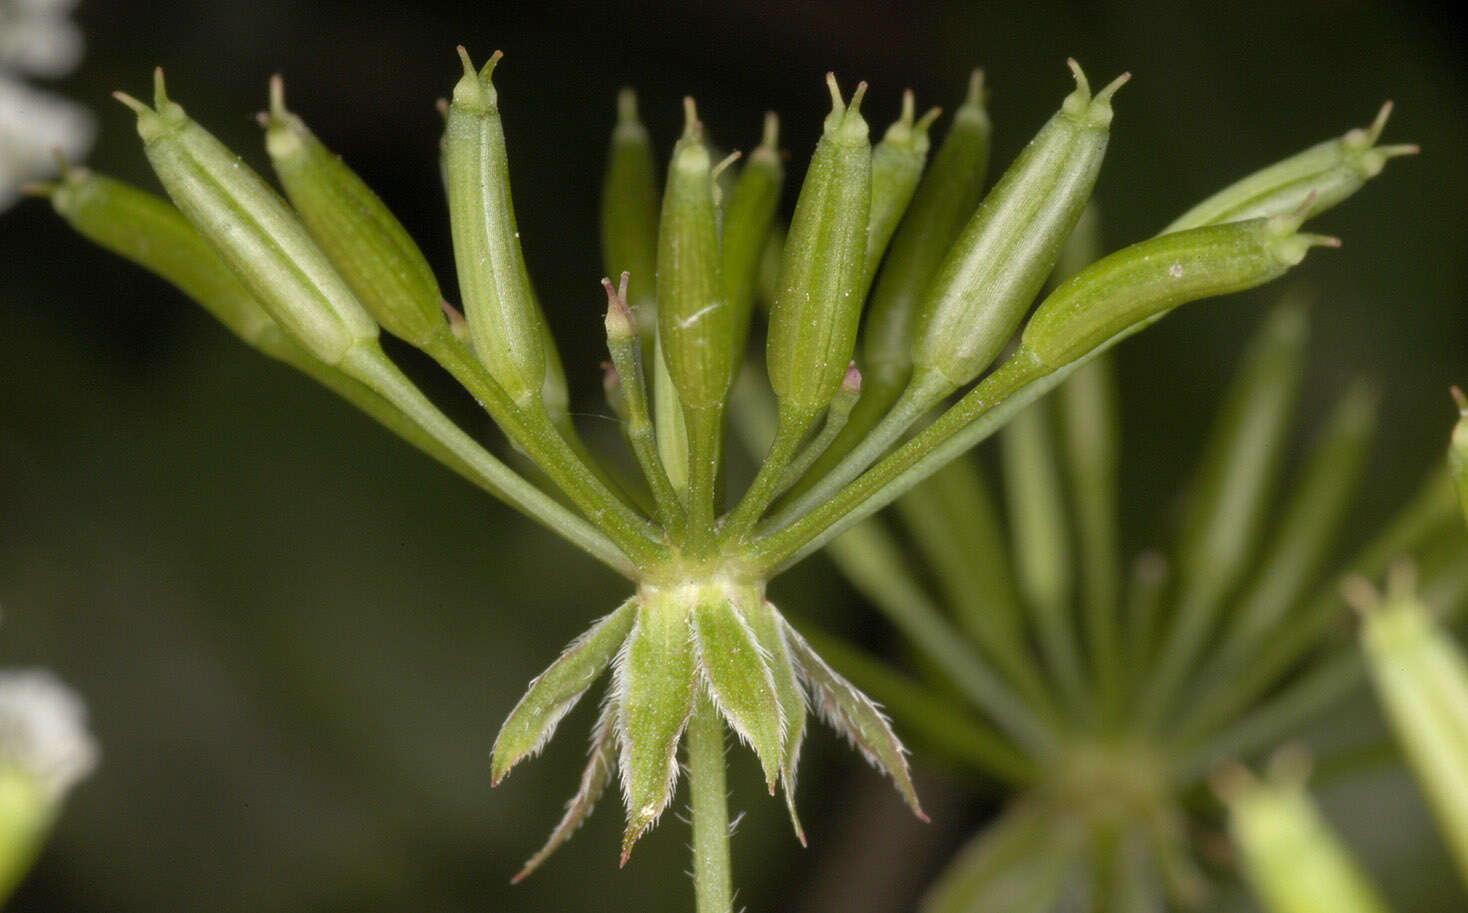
[0,0,92,212]
[0,668,98,803]
[0,0,84,77]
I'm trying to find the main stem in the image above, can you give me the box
[688,696,732,913]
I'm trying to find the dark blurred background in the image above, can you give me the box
[2,1,1466,911]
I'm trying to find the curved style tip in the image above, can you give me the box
[1066,58,1091,99]
[825,72,844,115]
[456,45,476,81]
[915,105,942,133]
[479,49,505,80]
[1094,71,1131,103]
[112,90,148,114]
[19,181,54,198]
[1450,385,1468,414]
[848,80,869,114]
[1367,100,1394,144]
[711,149,742,182]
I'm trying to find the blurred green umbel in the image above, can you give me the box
[37,51,1413,913]
[758,211,1465,909]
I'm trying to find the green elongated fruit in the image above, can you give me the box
[690,589,783,790]
[601,88,661,323]
[615,589,697,862]
[863,90,938,294]
[1165,102,1416,233]
[1020,214,1334,368]
[861,69,991,406]
[115,70,378,365]
[909,61,1125,394]
[42,166,274,346]
[262,76,447,349]
[443,48,550,407]
[720,113,784,365]
[491,598,637,785]
[1358,571,1468,883]
[1452,387,1468,525]
[765,74,872,429]
[657,99,735,413]
[1217,758,1393,913]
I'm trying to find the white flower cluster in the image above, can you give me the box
[0,0,93,211]
[0,668,97,803]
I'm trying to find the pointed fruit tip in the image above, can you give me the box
[1450,385,1467,413]
[915,106,942,133]
[965,68,985,105]
[761,111,780,149]
[268,73,286,119]
[1340,573,1381,615]
[1209,760,1255,803]
[1095,71,1131,103]
[112,90,147,114]
[617,86,638,122]
[1066,58,1089,95]
[899,89,915,126]
[825,72,843,113]
[152,66,169,107]
[456,45,475,80]
[848,80,869,113]
[681,96,701,139]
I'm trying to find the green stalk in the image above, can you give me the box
[823,519,1059,754]
[424,332,666,567]
[338,343,636,578]
[721,415,810,544]
[1001,397,1087,714]
[688,697,733,913]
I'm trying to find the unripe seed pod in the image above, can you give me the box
[861,69,991,400]
[1216,755,1393,913]
[1356,567,1468,883]
[43,165,274,346]
[443,48,550,406]
[720,112,784,364]
[910,61,1125,392]
[1165,102,1417,233]
[863,91,938,293]
[1020,212,1338,368]
[601,88,661,322]
[262,77,446,349]
[656,99,734,413]
[115,69,378,365]
[766,74,873,428]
